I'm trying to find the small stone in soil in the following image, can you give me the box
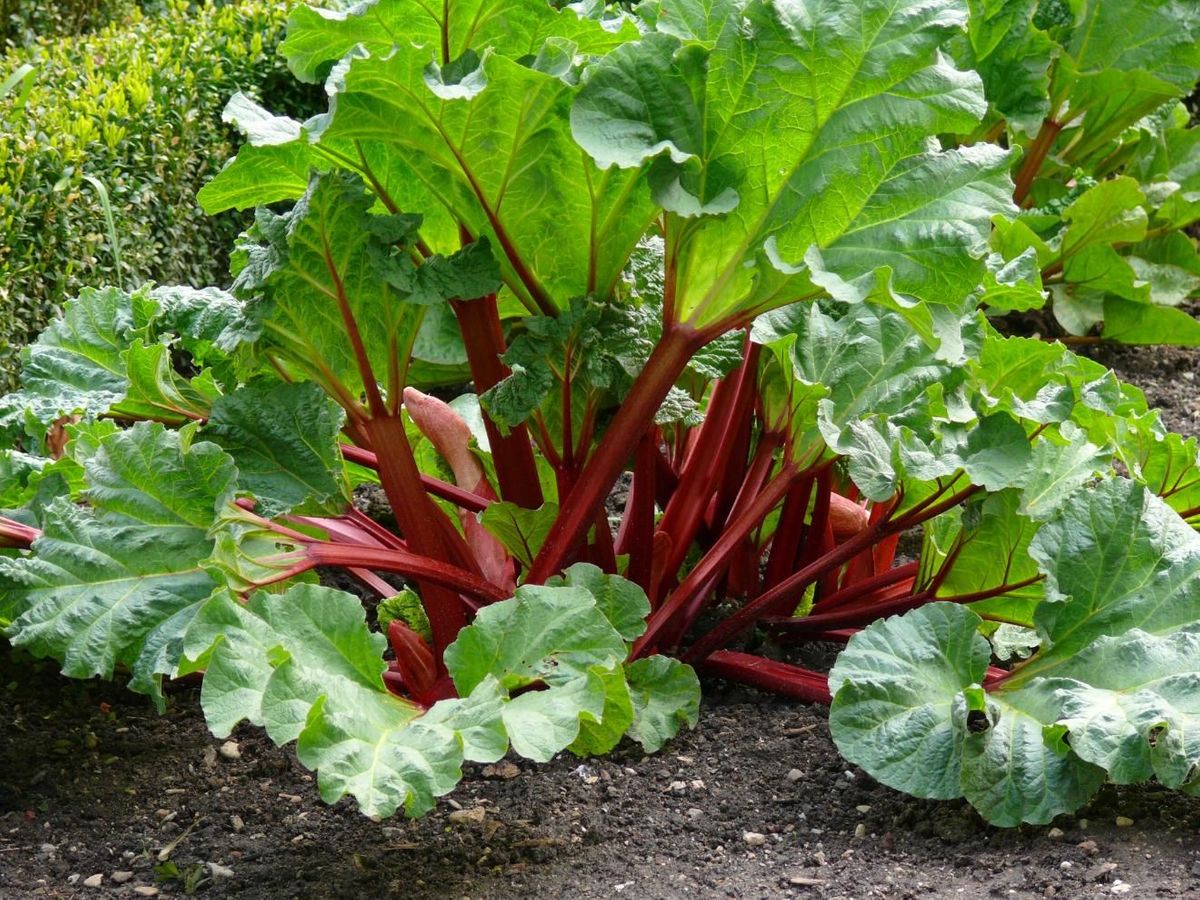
[1115,816,1134,827]
[111,871,134,883]
[449,807,487,826]
[230,814,245,832]
[482,761,520,779]
[854,824,867,838]
[1078,840,1099,856]
[134,887,160,897]
[1085,861,1119,883]
[83,874,103,888]
[785,769,804,782]
[1047,827,1065,840]
[743,832,767,847]
[209,862,234,879]
[685,808,703,820]
[218,741,241,761]
[202,746,218,770]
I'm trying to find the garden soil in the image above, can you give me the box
[3,343,1200,900]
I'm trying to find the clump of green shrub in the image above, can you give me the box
[0,0,309,390]
[1,0,139,48]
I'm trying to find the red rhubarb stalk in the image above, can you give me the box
[527,324,701,584]
[450,294,544,509]
[702,651,832,704]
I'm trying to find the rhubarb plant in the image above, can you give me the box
[3,0,1200,825]
[956,0,1200,341]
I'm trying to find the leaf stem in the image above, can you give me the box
[450,294,544,508]
[340,443,491,512]
[1013,118,1063,207]
[701,651,832,704]
[526,323,702,584]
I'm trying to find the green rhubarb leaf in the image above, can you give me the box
[1018,422,1110,521]
[1,423,235,706]
[118,340,221,425]
[1052,0,1200,166]
[923,490,1043,625]
[310,9,651,312]
[183,585,475,818]
[958,685,1106,826]
[830,602,1109,825]
[479,501,558,569]
[755,303,959,480]
[230,171,428,402]
[829,603,991,800]
[199,140,314,213]
[573,0,1014,327]
[0,286,152,440]
[1131,122,1200,229]
[956,0,1054,135]
[376,589,433,644]
[445,581,627,695]
[299,696,463,818]
[1035,626,1200,788]
[625,656,701,753]
[1101,296,1200,346]
[980,248,1046,313]
[1060,178,1148,259]
[1132,430,1200,525]
[281,0,629,84]
[203,381,348,517]
[568,664,634,756]
[1015,479,1200,684]
[502,670,608,762]
[972,332,1076,425]
[148,285,257,365]
[420,676,508,764]
[545,562,651,643]
[1125,233,1200,307]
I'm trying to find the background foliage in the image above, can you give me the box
[0,0,318,390]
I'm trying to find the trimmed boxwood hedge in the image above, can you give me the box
[0,0,314,390]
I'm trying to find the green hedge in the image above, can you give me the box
[1,0,139,48]
[0,0,310,390]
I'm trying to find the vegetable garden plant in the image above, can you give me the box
[3,0,1200,827]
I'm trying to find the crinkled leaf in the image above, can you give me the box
[502,670,607,762]
[568,664,634,756]
[573,2,1013,326]
[829,603,990,800]
[445,581,627,694]
[118,339,221,425]
[957,0,1054,134]
[1037,626,1200,788]
[1018,422,1110,521]
[204,381,348,517]
[0,286,152,440]
[625,656,701,753]
[230,172,427,402]
[1018,479,1200,683]
[959,686,1105,826]
[312,18,652,312]
[922,490,1043,625]
[479,501,557,570]
[182,586,471,819]
[545,562,651,644]
[1,424,235,706]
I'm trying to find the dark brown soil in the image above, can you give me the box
[3,343,1200,900]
